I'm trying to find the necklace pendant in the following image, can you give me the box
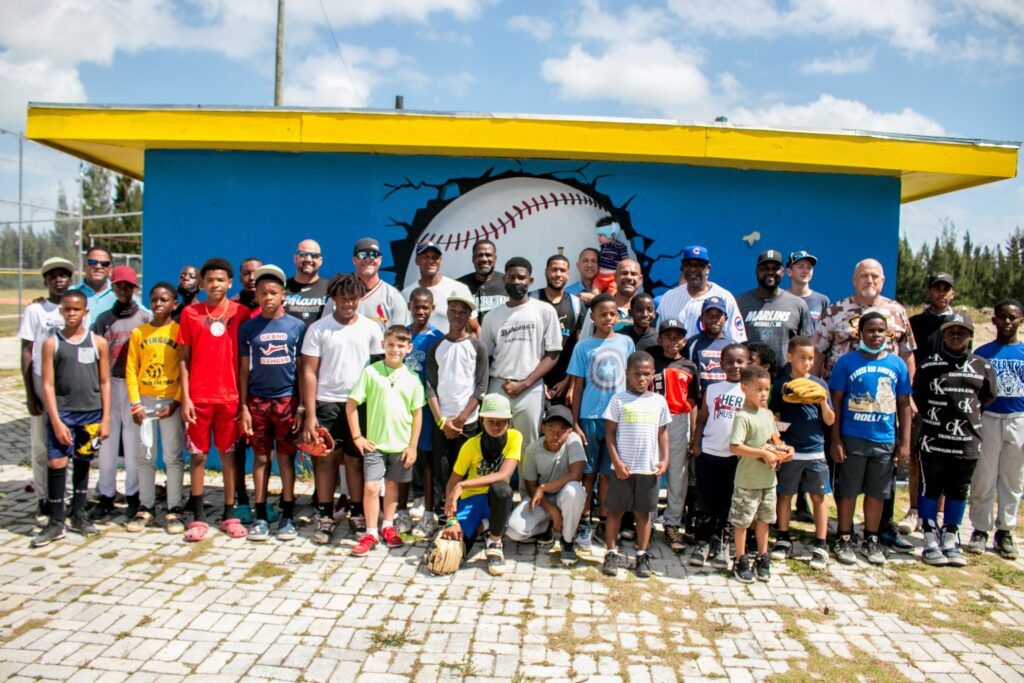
[210,321,226,337]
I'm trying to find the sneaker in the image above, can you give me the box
[395,510,413,535]
[349,515,367,536]
[732,554,755,583]
[333,496,349,520]
[249,519,270,542]
[381,526,404,548]
[485,542,506,576]
[619,524,636,541]
[601,549,619,577]
[165,508,186,535]
[863,535,887,565]
[31,521,65,547]
[635,552,652,579]
[560,541,578,567]
[536,528,555,546]
[351,533,379,557]
[710,537,730,571]
[68,514,98,537]
[770,538,792,561]
[808,545,829,570]
[879,530,914,554]
[234,504,253,525]
[898,508,920,535]
[575,520,594,549]
[35,500,50,528]
[412,512,439,541]
[921,530,947,566]
[125,509,155,533]
[941,529,966,567]
[87,496,115,523]
[312,515,335,545]
[689,541,710,567]
[276,518,297,541]
[664,525,685,552]
[965,529,988,555]
[834,535,857,565]
[755,553,772,582]
[996,531,1019,559]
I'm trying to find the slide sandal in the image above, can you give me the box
[184,521,209,543]
[218,518,248,538]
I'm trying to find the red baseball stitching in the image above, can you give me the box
[417,191,605,252]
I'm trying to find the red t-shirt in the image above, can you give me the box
[176,300,250,404]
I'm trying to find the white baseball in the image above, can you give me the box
[405,177,632,286]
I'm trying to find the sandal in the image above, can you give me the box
[184,521,209,542]
[218,518,248,538]
[126,510,155,533]
[165,509,185,535]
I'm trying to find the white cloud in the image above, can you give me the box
[730,94,946,136]
[0,52,86,131]
[506,15,554,41]
[962,0,1024,27]
[800,49,875,75]
[283,48,423,108]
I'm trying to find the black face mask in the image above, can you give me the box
[505,282,529,300]
[479,431,508,473]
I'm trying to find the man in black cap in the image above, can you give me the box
[786,251,831,330]
[456,239,507,323]
[352,236,409,330]
[401,241,474,334]
[735,249,813,376]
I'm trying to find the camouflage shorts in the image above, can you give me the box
[727,486,777,528]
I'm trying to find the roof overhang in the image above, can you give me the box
[25,104,1020,203]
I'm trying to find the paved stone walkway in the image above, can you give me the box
[0,375,1023,682]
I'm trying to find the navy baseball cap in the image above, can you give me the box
[702,296,727,314]
[928,272,955,288]
[757,249,784,266]
[415,241,442,256]
[681,245,710,263]
[658,318,686,334]
[940,312,973,333]
[787,250,818,268]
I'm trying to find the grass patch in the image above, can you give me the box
[0,617,49,645]
[99,551,117,560]
[369,627,417,649]
[439,658,478,678]
[243,560,292,585]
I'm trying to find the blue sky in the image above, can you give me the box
[0,0,1021,251]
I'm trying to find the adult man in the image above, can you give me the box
[656,246,746,342]
[480,257,562,448]
[786,251,831,329]
[813,258,917,553]
[401,241,474,334]
[173,265,199,322]
[579,259,643,339]
[74,247,115,326]
[564,247,599,305]
[456,239,507,322]
[231,257,264,311]
[353,237,409,329]
[532,254,584,401]
[736,249,814,372]
[285,239,329,326]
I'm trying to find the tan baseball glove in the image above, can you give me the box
[426,537,464,575]
[297,427,335,457]
[782,377,828,405]
[764,433,794,463]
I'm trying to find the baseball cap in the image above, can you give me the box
[928,272,955,288]
[702,296,727,314]
[787,250,818,268]
[478,393,513,420]
[447,292,477,311]
[40,257,75,276]
[658,318,686,334]
[940,312,973,333]
[111,265,138,287]
[415,241,442,256]
[542,404,573,426]
[681,245,710,264]
[757,249,784,266]
[253,264,287,287]
[353,237,381,255]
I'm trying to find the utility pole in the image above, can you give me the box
[77,163,84,278]
[17,135,23,313]
[274,0,285,106]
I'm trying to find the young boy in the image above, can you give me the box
[648,319,700,551]
[568,293,635,550]
[590,217,628,295]
[970,299,1024,558]
[239,265,306,542]
[90,265,151,523]
[177,258,252,542]
[601,351,671,578]
[442,393,522,576]
[301,273,384,544]
[507,404,586,566]
[124,282,184,533]
[33,290,111,546]
[913,314,995,566]
[685,297,730,395]
[769,337,835,569]
[729,365,794,583]
[744,340,777,378]
[829,312,913,566]
[689,343,750,569]
[421,294,488,539]
[623,292,658,351]
[346,325,425,555]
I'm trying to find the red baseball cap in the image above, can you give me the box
[111,265,138,287]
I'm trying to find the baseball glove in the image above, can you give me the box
[425,536,464,575]
[297,427,335,457]
[782,377,828,405]
[764,434,794,463]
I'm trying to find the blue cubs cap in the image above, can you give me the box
[702,296,727,314]
[681,245,710,263]
[787,250,818,268]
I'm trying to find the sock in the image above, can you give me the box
[636,549,647,557]
[382,520,394,529]
[776,529,790,541]
[47,467,67,522]
[864,529,878,539]
[255,503,268,521]
[71,459,89,517]
[350,501,364,517]
[223,504,234,521]
[367,527,379,539]
[193,494,206,523]
[281,499,295,519]
[943,498,967,530]
[318,501,332,518]
[812,538,827,548]
[918,495,940,529]
[126,492,139,510]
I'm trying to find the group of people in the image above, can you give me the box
[17,231,1024,583]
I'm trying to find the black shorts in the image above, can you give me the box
[314,401,363,459]
[833,436,893,500]
[919,453,976,500]
[606,474,659,513]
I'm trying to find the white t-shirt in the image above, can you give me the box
[18,300,64,376]
[656,281,747,343]
[426,336,488,423]
[401,276,475,334]
[700,380,746,457]
[301,314,384,402]
[323,280,411,331]
[602,391,671,474]
[480,299,563,381]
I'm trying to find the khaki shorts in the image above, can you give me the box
[728,486,777,528]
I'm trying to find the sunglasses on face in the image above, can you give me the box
[87,259,111,267]
[355,250,381,260]
[296,251,322,260]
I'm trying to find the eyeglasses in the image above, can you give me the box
[355,250,382,260]
[296,251,322,260]
[87,259,111,267]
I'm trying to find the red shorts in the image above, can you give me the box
[592,271,617,294]
[248,395,298,457]
[186,401,239,455]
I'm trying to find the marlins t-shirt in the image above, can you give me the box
[975,341,1024,414]
[770,374,829,459]
[829,351,911,443]
[603,390,671,474]
[285,277,329,327]
[177,301,251,404]
[238,314,306,399]
[567,334,635,419]
[301,314,384,402]
[735,289,814,370]
[348,361,425,453]
[480,299,563,381]
[913,349,996,459]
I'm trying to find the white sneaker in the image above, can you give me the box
[395,510,413,534]
[898,509,920,535]
[412,511,438,540]
[408,499,425,519]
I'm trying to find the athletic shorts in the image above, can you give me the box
[248,395,298,457]
[186,401,239,455]
[777,458,830,496]
[363,451,413,484]
[46,409,102,461]
[728,486,777,528]
[605,473,659,513]
[580,417,611,475]
[833,435,894,500]
[919,452,976,500]
[314,401,361,459]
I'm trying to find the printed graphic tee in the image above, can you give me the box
[735,289,814,368]
[567,334,635,419]
[828,351,911,443]
[701,381,746,457]
[913,349,996,458]
[238,314,306,399]
[480,299,563,381]
[975,341,1024,415]
[285,277,329,327]
[603,390,671,474]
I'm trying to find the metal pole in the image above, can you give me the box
[274,0,285,106]
[77,163,84,279]
[17,134,23,313]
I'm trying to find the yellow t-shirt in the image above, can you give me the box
[125,321,182,404]
[453,429,523,498]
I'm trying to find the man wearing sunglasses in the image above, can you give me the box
[74,247,116,327]
[352,237,409,329]
[285,239,330,327]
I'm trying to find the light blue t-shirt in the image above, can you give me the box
[406,325,445,450]
[975,341,1024,415]
[567,334,635,419]
[828,351,911,444]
